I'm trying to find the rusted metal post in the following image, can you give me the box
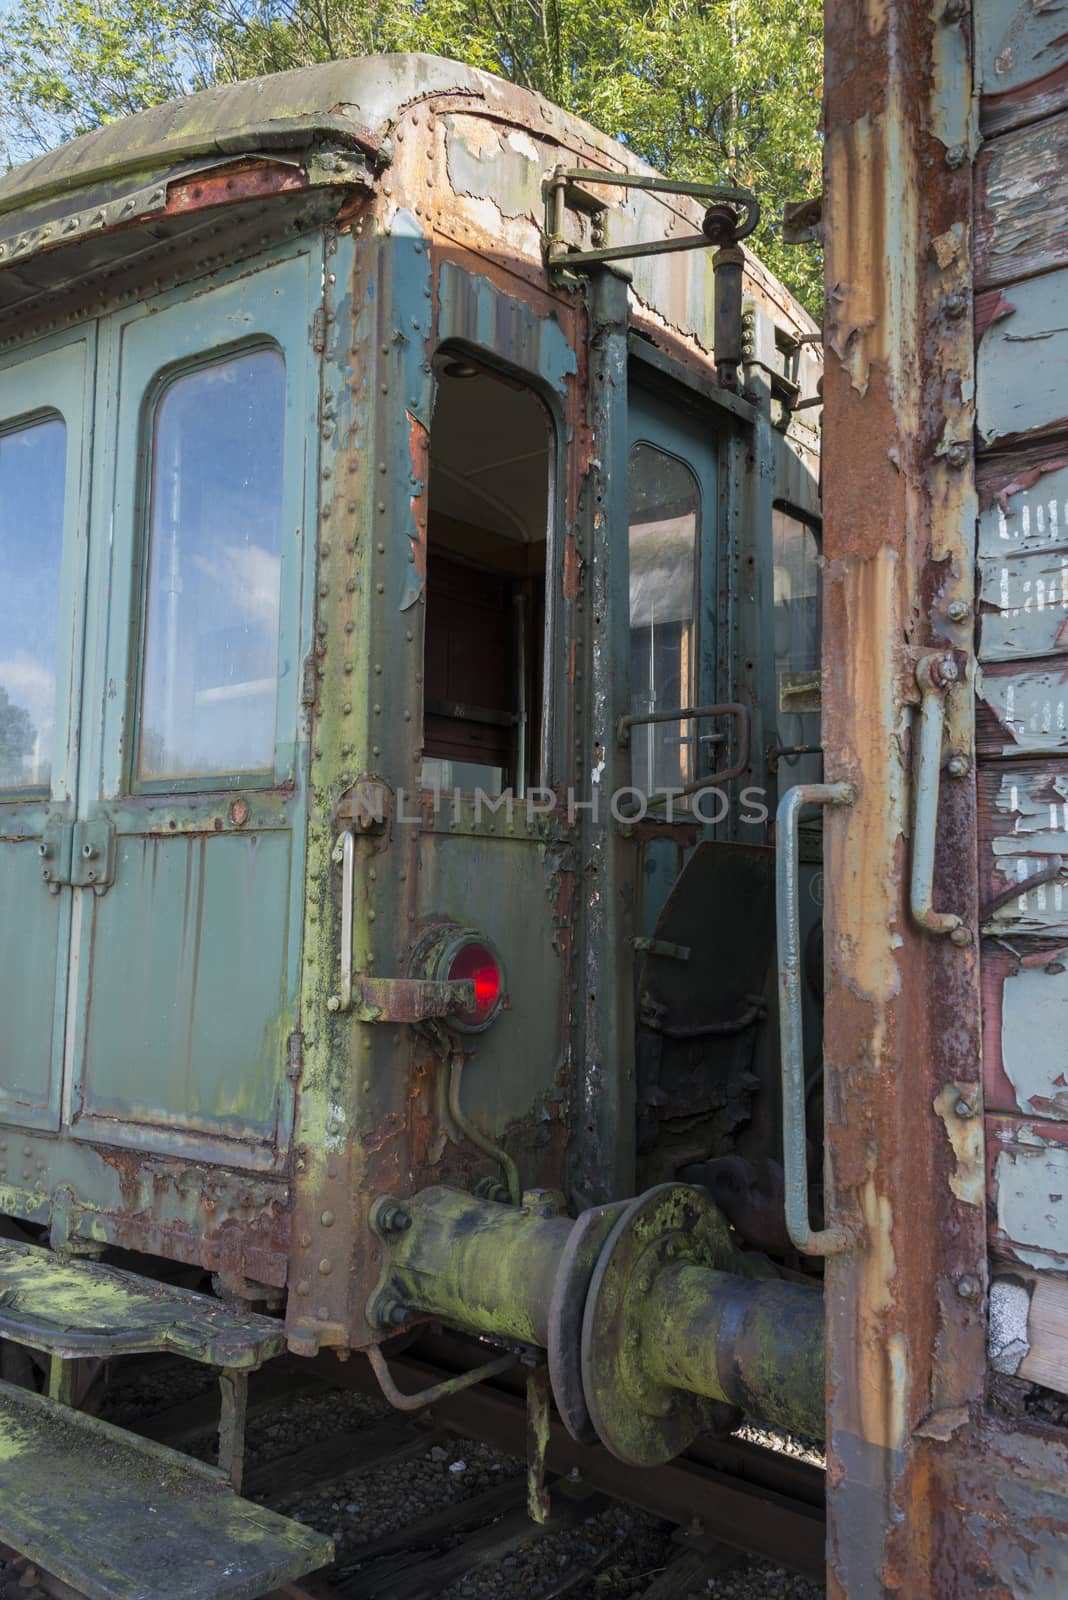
[822,0,987,1591]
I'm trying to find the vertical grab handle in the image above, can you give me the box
[776,781,857,1256]
[327,829,355,1014]
[911,653,969,943]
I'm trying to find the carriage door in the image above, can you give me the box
[0,334,93,1133]
[64,250,318,1168]
[627,379,719,931]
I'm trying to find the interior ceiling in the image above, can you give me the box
[428,367,550,544]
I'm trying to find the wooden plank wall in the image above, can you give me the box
[974,0,1068,1391]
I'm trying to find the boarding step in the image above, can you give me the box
[0,1379,332,1599]
[0,1240,286,1366]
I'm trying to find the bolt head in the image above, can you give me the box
[950,926,972,948]
[947,754,970,779]
[938,657,959,684]
[956,1274,981,1300]
[388,1302,410,1327]
[946,600,969,623]
[954,1097,976,1119]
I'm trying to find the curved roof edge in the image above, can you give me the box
[0,54,614,216]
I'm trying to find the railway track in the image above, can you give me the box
[0,1341,825,1600]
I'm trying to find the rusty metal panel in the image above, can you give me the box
[977,266,1068,446]
[976,664,1068,756]
[987,1113,1068,1271]
[976,0,1068,132]
[983,944,1068,1118]
[977,464,1068,661]
[977,761,1068,932]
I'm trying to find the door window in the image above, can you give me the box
[420,357,553,799]
[628,443,699,794]
[772,506,822,768]
[0,416,67,791]
[138,347,286,784]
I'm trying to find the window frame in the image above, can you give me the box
[129,337,290,797]
[626,436,704,796]
[419,344,561,803]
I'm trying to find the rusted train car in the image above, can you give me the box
[0,49,826,1597]
[0,4,1065,1592]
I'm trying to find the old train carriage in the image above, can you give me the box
[0,52,825,1597]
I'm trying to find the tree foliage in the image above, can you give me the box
[0,0,823,311]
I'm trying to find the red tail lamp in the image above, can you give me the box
[411,924,507,1033]
[446,939,503,1029]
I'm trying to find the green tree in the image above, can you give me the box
[0,685,34,784]
[0,0,823,312]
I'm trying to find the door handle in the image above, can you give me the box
[911,654,970,945]
[775,780,857,1256]
[327,829,355,1014]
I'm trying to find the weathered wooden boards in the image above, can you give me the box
[975,0,1068,1352]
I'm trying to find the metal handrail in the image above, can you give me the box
[616,702,751,811]
[775,782,858,1256]
[911,654,969,943]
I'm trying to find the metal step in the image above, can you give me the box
[0,1378,333,1600]
[0,1241,285,1365]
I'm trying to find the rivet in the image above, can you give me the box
[318,1258,333,1275]
[300,1232,312,1248]
[947,754,969,779]
[950,926,972,947]
[954,1097,976,1119]
[946,599,969,623]
[317,1305,330,1319]
[945,143,968,170]
[297,1279,310,1295]
[956,1274,981,1299]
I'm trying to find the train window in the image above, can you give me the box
[628,444,699,794]
[0,415,66,791]
[420,360,552,799]
[772,506,822,731]
[137,347,286,784]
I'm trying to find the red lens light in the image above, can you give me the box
[447,940,503,1028]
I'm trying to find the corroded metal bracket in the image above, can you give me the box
[350,975,476,1023]
[545,168,759,270]
[38,817,116,894]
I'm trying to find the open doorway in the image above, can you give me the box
[420,356,553,798]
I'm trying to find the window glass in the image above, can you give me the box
[772,508,821,725]
[770,508,824,716]
[628,443,699,794]
[139,349,285,782]
[0,416,66,791]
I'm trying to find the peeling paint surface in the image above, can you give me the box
[1001,965,1068,1116]
[992,1119,1068,1270]
[977,267,1068,445]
